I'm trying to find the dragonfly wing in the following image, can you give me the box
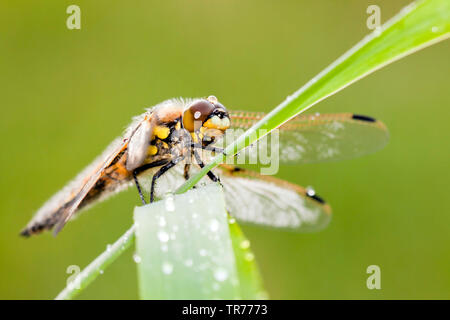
[21,136,130,236]
[20,110,155,236]
[134,160,331,233]
[51,139,130,235]
[218,164,332,232]
[126,116,154,171]
[228,112,389,164]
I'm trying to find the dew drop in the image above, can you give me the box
[159,216,166,227]
[228,217,236,224]
[245,252,255,261]
[133,253,142,264]
[106,244,112,252]
[240,240,250,249]
[214,268,229,282]
[165,195,175,212]
[199,249,207,256]
[162,262,173,275]
[157,231,170,243]
[99,269,104,274]
[194,111,202,119]
[209,219,219,232]
[306,186,315,197]
[431,26,439,33]
[207,95,218,104]
[184,259,193,267]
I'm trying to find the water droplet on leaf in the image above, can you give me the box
[133,253,142,263]
[164,195,175,212]
[209,219,219,232]
[159,216,166,227]
[245,252,255,261]
[162,262,173,275]
[214,268,228,282]
[157,231,169,243]
[240,240,250,249]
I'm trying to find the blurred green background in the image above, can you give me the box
[0,0,448,299]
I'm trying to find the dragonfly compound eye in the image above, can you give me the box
[182,99,215,132]
[183,98,230,132]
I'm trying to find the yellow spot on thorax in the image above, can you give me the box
[154,126,170,140]
[148,145,158,156]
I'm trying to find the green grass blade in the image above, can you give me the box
[134,184,264,299]
[54,188,266,300]
[228,217,267,299]
[176,0,450,194]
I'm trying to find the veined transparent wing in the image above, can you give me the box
[226,111,389,164]
[147,162,331,232]
[217,164,331,232]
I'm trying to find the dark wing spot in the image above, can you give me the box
[20,228,31,237]
[306,193,326,204]
[352,114,376,122]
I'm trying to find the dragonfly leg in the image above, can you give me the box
[193,150,220,183]
[191,143,227,156]
[183,164,190,180]
[204,146,226,155]
[183,163,197,189]
[132,171,146,205]
[150,160,179,203]
[132,159,169,204]
[133,159,169,175]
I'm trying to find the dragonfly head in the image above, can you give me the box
[183,96,230,144]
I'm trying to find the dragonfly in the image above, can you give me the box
[20,96,389,237]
